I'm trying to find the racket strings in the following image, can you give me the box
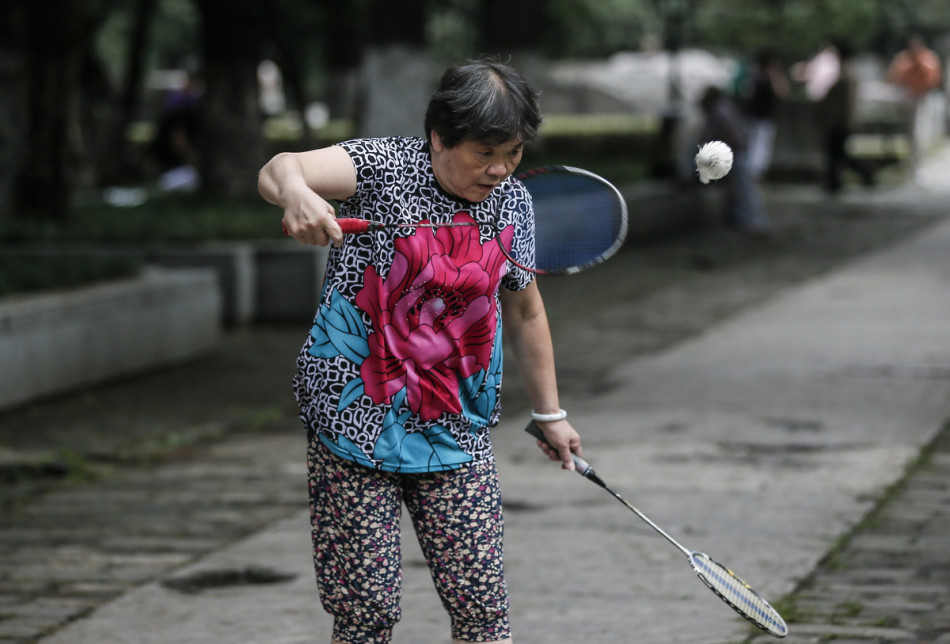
[690,554,788,636]
[516,166,628,274]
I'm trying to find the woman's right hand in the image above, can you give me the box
[280,187,344,247]
[258,147,357,247]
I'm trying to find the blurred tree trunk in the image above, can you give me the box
[5,0,91,220]
[321,0,366,126]
[259,0,324,148]
[358,0,430,138]
[0,3,30,219]
[193,0,267,198]
[266,37,312,146]
[102,0,158,184]
[479,0,548,54]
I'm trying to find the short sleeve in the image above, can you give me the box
[499,180,535,292]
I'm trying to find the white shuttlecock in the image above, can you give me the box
[695,140,734,184]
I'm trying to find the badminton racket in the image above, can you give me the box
[283,165,628,275]
[525,420,789,638]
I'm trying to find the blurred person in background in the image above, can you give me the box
[740,48,790,181]
[814,42,875,195]
[887,35,943,182]
[792,42,841,102]
[699,85,768,235]
[151,68,203,191]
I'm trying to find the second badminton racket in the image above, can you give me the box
[525,420,789,638]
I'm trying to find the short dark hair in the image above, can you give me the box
[424,60,542,148]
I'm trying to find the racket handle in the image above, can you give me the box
[281,219,374,236]
[338,218,373,235]
[524,420,593,474]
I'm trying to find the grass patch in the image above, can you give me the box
[263,116,356,144]
[769,596,805,623]
[832,600,864,621]
[817,423,949,571]
[540,113,658,136]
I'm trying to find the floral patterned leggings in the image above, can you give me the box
[307,437,511,643]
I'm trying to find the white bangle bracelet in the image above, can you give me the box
[531,409,567,423]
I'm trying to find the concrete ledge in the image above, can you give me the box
[0,267,221,411]
[147,244,257,327]
[253,242,326,324]
[148,242,328,326]
[4,242,330,328]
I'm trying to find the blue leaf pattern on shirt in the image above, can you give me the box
[373,388,472,470]
[309,289,370,364]
[459,317,504,427]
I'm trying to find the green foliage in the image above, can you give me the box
[427,0,479,62]
[541,113,657,136]
[149,0,201,68]
[0,189,279,296]
[524,113,655,185]
[546,0,657,58]
[95,0,199,85]
[693,0,887,61]
[880,0,950,40]
[0,254,144,297]
[0,192,281,244]
[690,0,950,62]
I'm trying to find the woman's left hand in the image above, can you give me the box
[533,419,582,471]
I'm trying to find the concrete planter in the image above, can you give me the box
[147,243,258,327]
[0,267,221,411]
[147,241,328,326]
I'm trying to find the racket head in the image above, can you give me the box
[689,552,788,638]
[514,165,628,275]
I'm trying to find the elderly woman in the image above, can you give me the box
[258,59,582,644]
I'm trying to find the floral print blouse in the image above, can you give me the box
[293,137,535,473]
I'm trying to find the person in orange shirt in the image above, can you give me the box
[887,35,943,181]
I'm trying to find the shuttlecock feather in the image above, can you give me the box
[695,141,734,184]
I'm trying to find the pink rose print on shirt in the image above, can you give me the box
[355,214,512,421]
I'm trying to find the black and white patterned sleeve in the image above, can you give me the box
[500,180,535,292]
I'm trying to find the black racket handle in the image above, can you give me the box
[524,420,599,480]
[524,421,613,493]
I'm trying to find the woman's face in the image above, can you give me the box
[430,132,524,202]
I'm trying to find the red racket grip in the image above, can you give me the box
[337,218,373,234]
[281,219,373,236]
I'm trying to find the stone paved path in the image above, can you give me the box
[749,421,950,644]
